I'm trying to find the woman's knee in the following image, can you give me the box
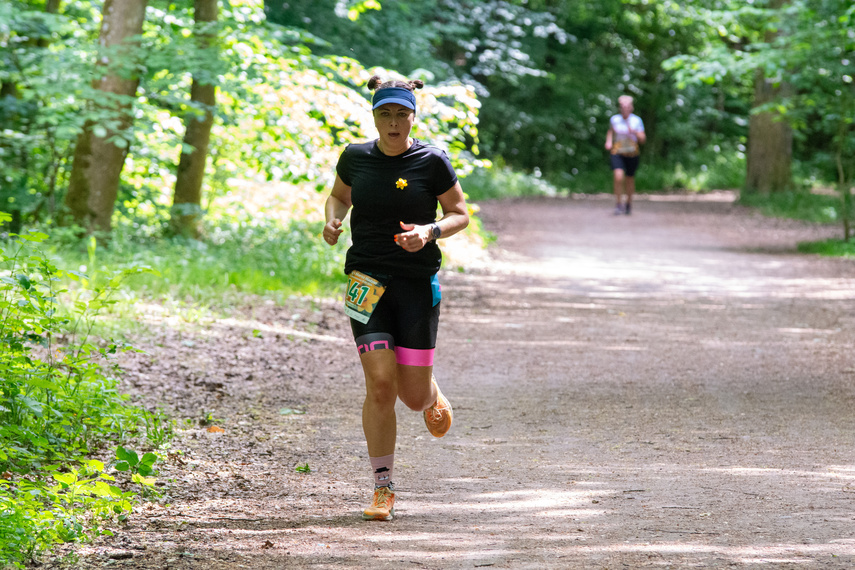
[397,371,434,411]
[399,391,432,412]
[364,373,398,408]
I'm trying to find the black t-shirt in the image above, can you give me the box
[336,139,458,278]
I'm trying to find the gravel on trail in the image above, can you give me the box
[44,193,855,569]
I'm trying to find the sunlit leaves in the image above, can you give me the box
[336,0,382,21]
[0,225,158,565]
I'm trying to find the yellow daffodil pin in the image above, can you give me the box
[396,178,408,189]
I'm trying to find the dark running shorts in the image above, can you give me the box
[610,154,641,177]
[350,274,441,366]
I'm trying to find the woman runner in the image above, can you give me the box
[322,75,470,521]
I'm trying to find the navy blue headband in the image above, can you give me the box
[372,87,416,111]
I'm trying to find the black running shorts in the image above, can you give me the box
[610,154,641,177]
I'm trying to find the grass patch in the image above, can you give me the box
[48,218,346,309]
[738,190,841,224]
[797,238,855,258]
[737,189,855,259]
[553,146,745,195]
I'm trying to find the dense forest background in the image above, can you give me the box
[1,0,853,239]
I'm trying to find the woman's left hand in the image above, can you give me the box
[394,221,432,252]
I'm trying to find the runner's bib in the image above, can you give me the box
[612,137,639,157]
[344,270,386,324]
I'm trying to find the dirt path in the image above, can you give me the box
[53,193,855,569]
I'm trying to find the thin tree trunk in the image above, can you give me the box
[171,0,219,238]
[744,0,792,195]
[38,0,63,47]
[835,104,853,241]
[64,0,148,234]
[837,153,851,241]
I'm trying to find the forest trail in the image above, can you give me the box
[61,193,855,569]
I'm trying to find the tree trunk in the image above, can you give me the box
[835,102,853,241]
[745,71,793,194]
[38,0,63,47]
[64,0,148,234]
[744,0,793,195]
[171,0,219,238]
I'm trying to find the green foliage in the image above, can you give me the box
[461,163,560,201]
[0,214,160,567]
[3,0,484,234]
[142,409,174,450]
[1,449,159,568]
[48,211,345,305]
[797,238,855,258]
[664,0,854,231]
[272,0,756,192]
[644,145,746,192]
[738,190,840,224]
[0,1,100,224]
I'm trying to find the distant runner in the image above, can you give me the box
[605,95,646,215]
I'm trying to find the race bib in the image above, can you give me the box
[344,270,386,324]
[612,137,639,156]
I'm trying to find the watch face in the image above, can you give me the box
[432,224,441,239]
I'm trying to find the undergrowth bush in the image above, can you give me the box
[462,164,560,201]
[558,144,745,194]
[738,190,840,224]
[797,238,855,257]
[1,213,163,568]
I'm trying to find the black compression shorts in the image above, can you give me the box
[350,274,441,366]
[610,154,641,177]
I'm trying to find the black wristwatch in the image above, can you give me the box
[429,222,442,241]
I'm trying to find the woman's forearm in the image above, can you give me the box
[435,211,469,239]
[325,194,350,224]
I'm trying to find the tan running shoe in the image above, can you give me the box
[362,485,395,521]
[423,376,453,438]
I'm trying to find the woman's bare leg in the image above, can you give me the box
[613,168,626,210]
[359,349,399,457]
[396,364,435,411]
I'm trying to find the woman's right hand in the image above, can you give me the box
[323,219,343,246]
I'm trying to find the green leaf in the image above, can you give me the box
[140,452,158,467]
[131,473,156,487]
[116,446,139,466]
[22,376,59,391]
[53,472,78,485]
[17,232,49,243]
[84,459,105,472]
[89,481,116,497]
